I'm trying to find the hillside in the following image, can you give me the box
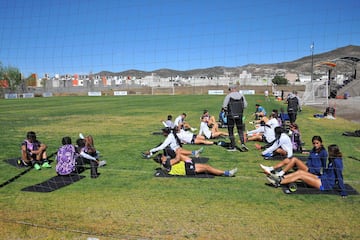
[98,45,360,78]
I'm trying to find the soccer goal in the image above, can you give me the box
[151,86,175,95]
[302,81,328,105]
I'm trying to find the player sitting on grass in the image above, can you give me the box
[260,135,327,178]
[266,144,347,197]
[255,126,293,159]
[20,131,51,170]
[247,113,279,144]
[199,115,229,139]
[75,133,106,178]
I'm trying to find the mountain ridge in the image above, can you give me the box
[98,45,360,78]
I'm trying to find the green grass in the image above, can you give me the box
[0,95,360,240]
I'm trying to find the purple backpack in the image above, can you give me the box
[56,144,76,175]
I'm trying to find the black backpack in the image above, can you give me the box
[355,130,360,137]
[287,97,299,112]
[227,97,244,119]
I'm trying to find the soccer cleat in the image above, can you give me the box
[260,164,273,175]
[194,147,204,157]
[263,152,273,160]
[267,173,282,187]
[227,147,237,152]
[34,163,41,170]
[228,168,238,177]
[79,133,85,139]
[266,175,276,185]
[141,152,152,159]
[190,127,198,132]
[241,144,249,151]
[41,162,52,168]
[98,160,107,167]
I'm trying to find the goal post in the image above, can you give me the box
[151,86,175,95]
[301,81,328,105]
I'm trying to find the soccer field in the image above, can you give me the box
[0,95,359,239]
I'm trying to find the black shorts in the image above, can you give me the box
[262,135,270,143]
[191,134,196,144]
[185,162,196,175]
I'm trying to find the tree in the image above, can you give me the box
[272,75,288,85]
[0,62,22,92]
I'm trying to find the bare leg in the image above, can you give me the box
[248,135,262,142]
[177,148,192,157]
[208,116,219,131]
[275,148,287,156]
[282,157,308,173]
[281,170,321,189]
[272,158,292,169]
[211,131,228,138]
[21,145,30,164]
[195,163,224,176]
[33,143,47,161]
[194,138,214,145]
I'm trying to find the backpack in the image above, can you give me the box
[287,97,299,113]
[56,144,76,175]
[324,107,336,117]
[291,131,302,152]
[227,97,244,119]
[355,130,360,137]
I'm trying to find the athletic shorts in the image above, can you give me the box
[185,162,196,175]
[319,176,332,191]
[191,134,196,144]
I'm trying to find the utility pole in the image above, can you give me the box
[310,42,314,82]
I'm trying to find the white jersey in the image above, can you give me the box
[247,118,279,143]
[149,133,180,154]
[177,129,194,144]
[164,120,174,128]
[262,133,293,158]
[263,118,280,142]
[199,121,212,139]
[174,115,184,127]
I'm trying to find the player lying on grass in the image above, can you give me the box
[144,127,203,159]
[153,152,237,177]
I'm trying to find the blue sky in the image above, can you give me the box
[0,0,359,77]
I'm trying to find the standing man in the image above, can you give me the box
[222,85,248,152]
[286,90,301,124]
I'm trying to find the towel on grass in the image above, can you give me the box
[280,182,359,195]
[21,174,85,192]
[4,158,28,168]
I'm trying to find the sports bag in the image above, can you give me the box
[56,144,76,175]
